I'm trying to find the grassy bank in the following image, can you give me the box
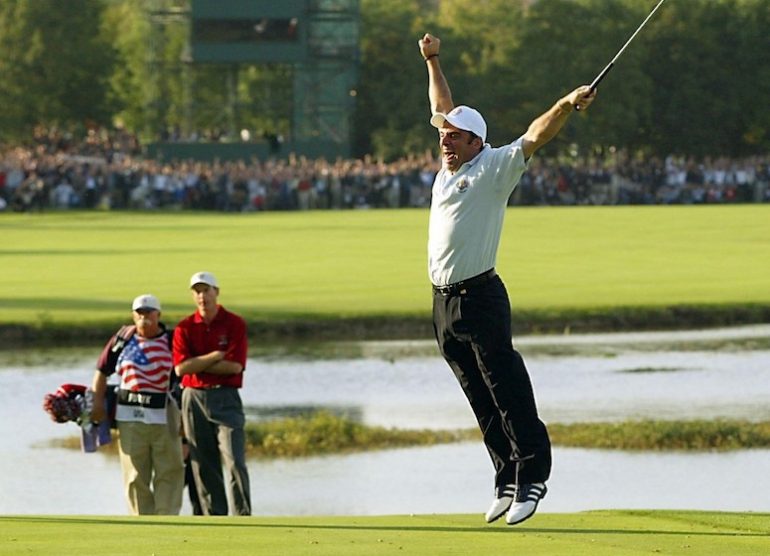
[2,511,768,555]
[243,411,477,458]
[3,205,770,346]
[51,414,770,456]
[548,419,770,451]
[246,415,770,455]
[250,416,770,455]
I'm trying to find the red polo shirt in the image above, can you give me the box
[173,305,248,389]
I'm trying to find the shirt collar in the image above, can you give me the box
[466,144,488,167]
[192,305,222,324]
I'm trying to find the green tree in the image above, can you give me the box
[645,0,741,156]
[104,0,190,139]
[2,0,769,159]
[0,0,116,140]
[645,0,770,156]
[434,0,527,146]
[352,0,436,159]
[103,0,154,134]
[735,0,770,153]
[0,1,30,139]
[576,0,656,154]
[505,0,652,156]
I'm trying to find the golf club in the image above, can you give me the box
[576,0,668,110]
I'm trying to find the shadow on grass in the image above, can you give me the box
[0,296,191,313]
[4,516,768,538]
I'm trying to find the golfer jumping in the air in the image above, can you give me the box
[420,33,595,525]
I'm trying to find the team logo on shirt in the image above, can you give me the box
[218,335,229,348]
[456,179,469,193]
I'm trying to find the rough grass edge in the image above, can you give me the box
[4,302,770,349]
[49,414,770,456]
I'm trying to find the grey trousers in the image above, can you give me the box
[181,387,251,515]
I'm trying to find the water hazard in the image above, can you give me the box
[2,326,769,515]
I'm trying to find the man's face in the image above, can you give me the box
[439,123,481,172]
[132,308,160,336]
[191,283,219,314]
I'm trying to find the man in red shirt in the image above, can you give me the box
[173,271,251,515]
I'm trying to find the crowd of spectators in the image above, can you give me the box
[2,128,769,213]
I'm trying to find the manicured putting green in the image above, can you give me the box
[2,510,767,555]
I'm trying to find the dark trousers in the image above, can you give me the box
[432,274,551,489]
[181,387,251,515]
[184,452,203,515]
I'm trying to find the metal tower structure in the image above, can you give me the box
[186,0,360,159]
[292,0,360,156]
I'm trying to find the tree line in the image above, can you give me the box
[0,0,767,160]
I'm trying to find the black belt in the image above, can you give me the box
[432,268,497,296]
[117,388,166,409]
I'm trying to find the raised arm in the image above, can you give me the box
[521,86,596,159]
[418,33,454,115]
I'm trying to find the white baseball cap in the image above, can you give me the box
[132,294,161,312]
[190,271,218,289]
[430,105,487,143]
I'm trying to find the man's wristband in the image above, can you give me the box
[424,54,439,62]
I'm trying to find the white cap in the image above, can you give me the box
[190,271,218,289]
[430,105,487,143]
[132,294,161,312]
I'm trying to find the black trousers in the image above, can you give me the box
[432,274,551,488]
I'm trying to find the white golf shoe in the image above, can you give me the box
[484,484,516,523]
[505,482,547,525]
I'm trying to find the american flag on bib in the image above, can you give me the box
[116,335,173,393]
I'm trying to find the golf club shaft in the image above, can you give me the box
[576,0,667,109]
[588,61,615,91]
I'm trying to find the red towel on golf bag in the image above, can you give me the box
[42,383,115,452]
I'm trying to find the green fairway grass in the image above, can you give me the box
[2,511,768,555]
[3,205,769,340]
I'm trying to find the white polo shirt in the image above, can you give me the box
[428,138,528,286]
